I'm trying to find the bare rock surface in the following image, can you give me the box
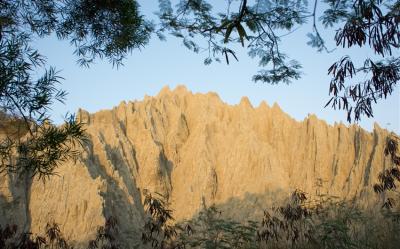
[0,85,394,246]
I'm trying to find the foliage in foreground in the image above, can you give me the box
[2,189,400,249]
[141,190,400,249]
[0,222,72,249]
[374,133,400,208]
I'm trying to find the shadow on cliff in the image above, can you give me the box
[157,148,174,197]
[0,173,32,235]
[82,138,145,246]
[174,189,293,224]
[188,187,382,223]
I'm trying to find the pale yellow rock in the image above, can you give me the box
[0,85,395,247]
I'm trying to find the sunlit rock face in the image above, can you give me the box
[0,85,393,246]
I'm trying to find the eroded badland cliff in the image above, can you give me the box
[0,86,394,246]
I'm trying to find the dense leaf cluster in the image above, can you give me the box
[0,0,152,66]
[0,222,72,249]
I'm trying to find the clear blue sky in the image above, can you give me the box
[35,1,399,133]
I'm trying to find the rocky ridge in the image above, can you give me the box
[0,85,393,246]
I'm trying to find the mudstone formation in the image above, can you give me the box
[0,85,394,247]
